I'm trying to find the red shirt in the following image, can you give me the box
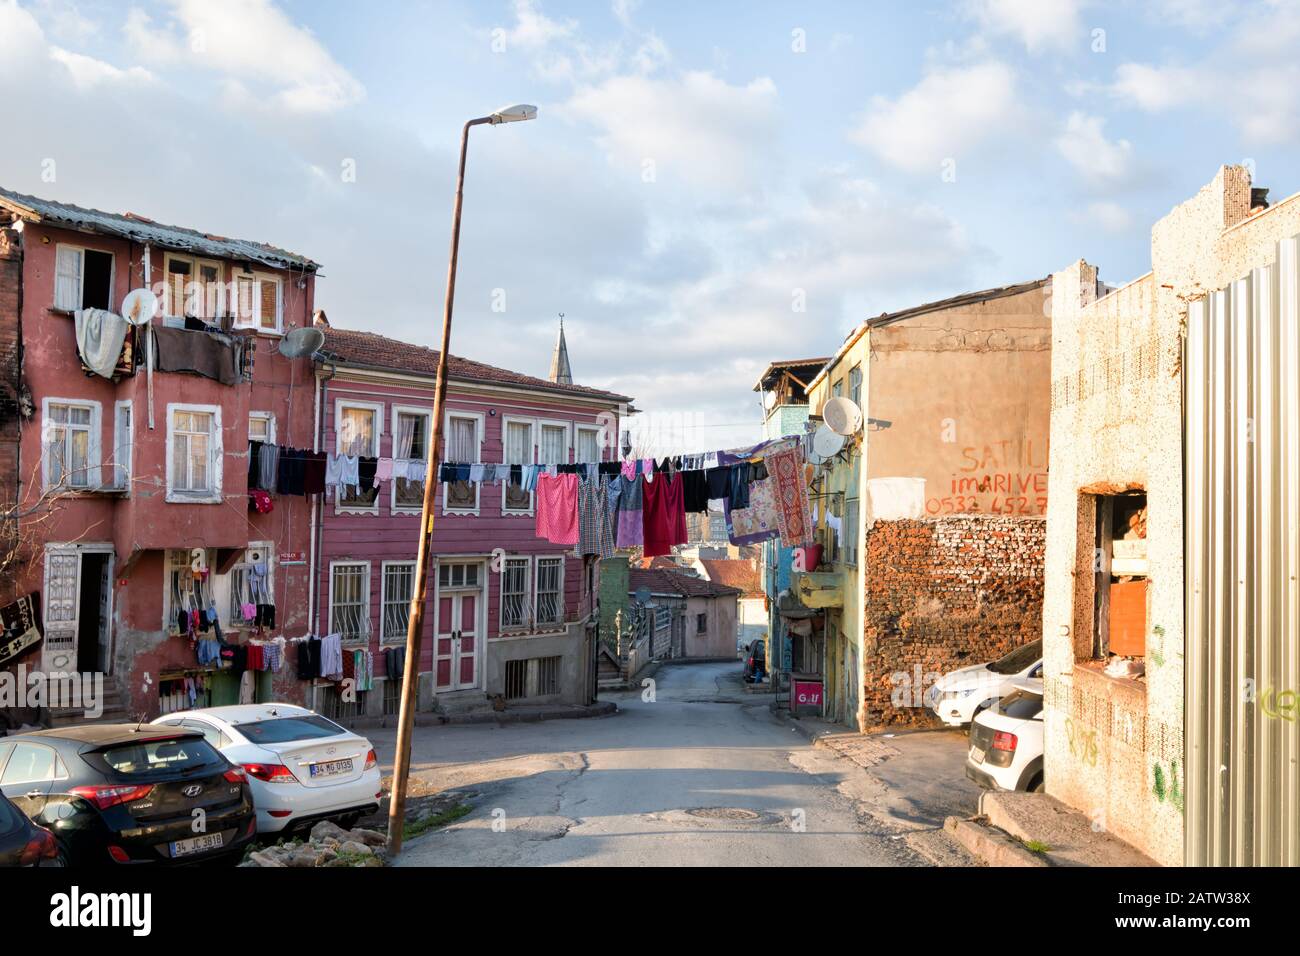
[641,473,687,557]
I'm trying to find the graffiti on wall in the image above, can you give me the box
[1064,717,1098,766]
[1152,760,1185,814]
[930,436,1049,516]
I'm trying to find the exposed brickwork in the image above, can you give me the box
[0,227,22,605]
[861,516,1045,727]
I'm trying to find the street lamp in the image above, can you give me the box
[387,104,538,856]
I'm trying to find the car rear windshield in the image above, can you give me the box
[98,736,224,776]
[987,639,1042,675]
[998,689,1044,719]
[235,715,345,744]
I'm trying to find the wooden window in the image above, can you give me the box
[502,419,534,513]
[54,246,113,312]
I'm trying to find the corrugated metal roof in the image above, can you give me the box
[752,357,831,392]
[0,185,320,272]
[806,277,1050,390]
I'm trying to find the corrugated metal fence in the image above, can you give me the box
[1185,234,1300,866]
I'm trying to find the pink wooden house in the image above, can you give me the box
[310,321,631,718]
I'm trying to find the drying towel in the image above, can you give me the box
[767,447,813,547]
[642,472,687,557]
[536,472,579,545]
[75,308,130,379]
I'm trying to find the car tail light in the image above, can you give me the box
[241,762,296,783]
[992,731,1018,752]
[69,783,155,811]
[268,809,292,818]
[223,767,247,784]
[19,828,58,866]
[364,749,377,771]
[107,845,131,863]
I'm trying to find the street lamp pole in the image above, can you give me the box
[387,105,538,856]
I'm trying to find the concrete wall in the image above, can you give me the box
[679,593,738,659]
[484,626,589,705]
[597,554,630,648]
[861,516,1044,727]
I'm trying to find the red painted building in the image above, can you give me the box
[310,323,632,719]
[0,187,319,719]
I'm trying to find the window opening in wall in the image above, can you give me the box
[504,656,561,700]
[1090,490,1148,678]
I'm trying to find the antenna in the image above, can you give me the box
[120,288,159,326]
[822,397,863,436]
[811,424,847,461]
[278,326,325,359]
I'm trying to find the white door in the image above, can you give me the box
[41,549,80,674]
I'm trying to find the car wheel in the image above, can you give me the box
[336,813,361,831]
[1028,774,1045,793]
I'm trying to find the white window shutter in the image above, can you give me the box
[55,247,82,311]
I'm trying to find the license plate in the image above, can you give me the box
[169,833,223,858]
[969,747,987,765]
[310,758,353,778]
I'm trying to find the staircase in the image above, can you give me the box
[47,675,133,727]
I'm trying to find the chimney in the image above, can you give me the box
[313,309,329,328]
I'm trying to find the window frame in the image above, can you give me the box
[844,497,860,567]
[533,555,565,629]
[499,555,532,633]
[165,403,223,504]
[162,252,224,324]
[536,419,571,466]
[328,560,372,646]
[233,270,284,334]
[390,404,432,515]
[441,410,484,516]
[53,243,115,313]
[500,415,536,516]
[334,399,384,515]
[380,560,416,644]
[112,399,133,493]
[848,364,862,409]
[574,424,603,465]
[248,411,276,445]
[41,397,102,493]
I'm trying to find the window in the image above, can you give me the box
[336,402,381,510]
[1083,490,1149,663]
[697,612,707,634]
[166,405,221,502]
[539,423,568,465]
[437,562,480,589]
[42,399,100,491]
[832,378,844,399]
[329,562,371,644]
[234,271,282,332]
[0,743,61,785]
[54,246,113,312]
[502,418,535,514]
[505,656,560,700]
[248,412,275,444]
[163,255,223,321]
[382,562,415,642]
[575,426,601,464]
[392,408,430,511]
[443,413,481,513]
[849,364,862,409]
[112,400,132,491]
[844,498,859,566]
[501,557,530,630]
[535,557,563,626]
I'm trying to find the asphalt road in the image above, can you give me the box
[368,660,980,866]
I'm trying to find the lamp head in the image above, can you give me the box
[490,104,538,124]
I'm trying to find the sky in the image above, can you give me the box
[2,0,1298,452]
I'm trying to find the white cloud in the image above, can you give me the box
[850,60,1019,171]
[49,46,152,88]
[1152,0,1239,31]
[124,0,363,112]
[965,0,1084,53]
[1108,62,1205,111]
[499,0,575,50]
[1055,111,1134,185]
[566,70,779,189]
[1071,200,1133,233]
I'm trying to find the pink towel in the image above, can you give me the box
[536,473,579,545]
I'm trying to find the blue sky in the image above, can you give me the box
[2,0,1297,450]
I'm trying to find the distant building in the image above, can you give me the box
[693,557,764,653]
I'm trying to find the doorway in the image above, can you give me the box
[433,560,485,692]
[42,545,114,675]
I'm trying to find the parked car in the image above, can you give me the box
[0,724,255,865]
[929,639,1043,727]
[742,639,766,683]
[151,704,382,834]
[965,678,1045,793]
[0,789,61,867]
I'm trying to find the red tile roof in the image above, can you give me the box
[697,559,763,598]
[629,567,741,599]
[320,326,633,404]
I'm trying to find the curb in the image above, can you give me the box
[943,816,1050,867]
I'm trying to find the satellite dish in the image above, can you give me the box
[812,425,846,460]
[278,326,325,359]
[763,391,777,411]
[822,397,863,436]
[121,288,158,326]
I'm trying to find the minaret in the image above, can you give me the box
[549,313,573,385]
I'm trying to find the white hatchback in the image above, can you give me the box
[928,639,1042,727]
[151,704,383,834]
[964,678,1045,793]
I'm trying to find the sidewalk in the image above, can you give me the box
[338,700,617,730]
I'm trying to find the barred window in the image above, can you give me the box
[382,562,415,642]
[330,562,370,643]
[535,557,562,626]
[501,557,530,629]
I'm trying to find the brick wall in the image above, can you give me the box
[0,227,21,605]
[861,515,1045,726]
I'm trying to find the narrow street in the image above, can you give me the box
[369,661,981,867]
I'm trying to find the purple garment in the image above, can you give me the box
[617,507,643,548]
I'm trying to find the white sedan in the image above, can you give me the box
[927,639,1042,727]
[151,704,383,834]
[965,678,1045,793]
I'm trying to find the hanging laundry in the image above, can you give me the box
[320,633,344,680]
[642,471,687,557]
[680,469,711,513]
[536,472,579,545]
[297,638,322,679]
[728,461,752,510]
[706,464,732,500]
[303,451,327,495]
[574,476,616,559]
[74,308,130,380]
[152,324,241,386]
[376,457,394,484]
[258,443,280,492]
[725,476,781,545]
[614,473,643,549]
[767,446,813,546]
[276,448,307,496]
